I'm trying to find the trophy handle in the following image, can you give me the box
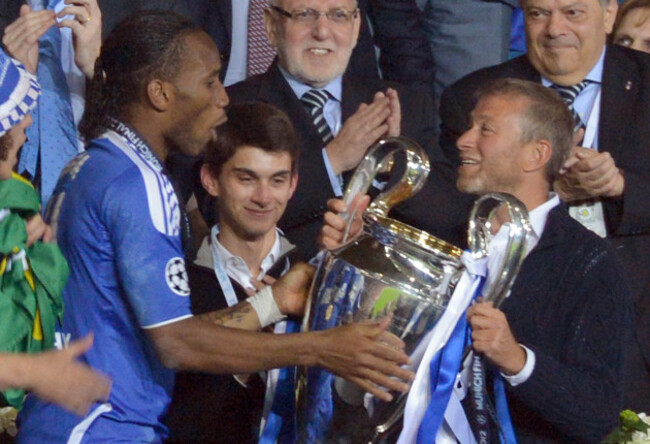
[467,192,532,307]
[340,137,430,242]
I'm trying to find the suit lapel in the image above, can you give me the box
[341,74,386,120]
[599,46,639,160]
[218,0,232,39]
[527,205,569,256]
[511,56,542,82]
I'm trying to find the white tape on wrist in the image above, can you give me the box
[246,285,285,328]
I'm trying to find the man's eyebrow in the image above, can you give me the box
[232,167,259,178]
[231,168,293,178]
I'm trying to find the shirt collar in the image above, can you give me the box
[279,65,343,102]
[527,193,561,241]
[541,46,606,86]
[211,225,282,289]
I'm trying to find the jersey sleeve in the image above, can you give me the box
[103,166,192,329]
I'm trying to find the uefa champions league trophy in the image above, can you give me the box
[297,137,530,443]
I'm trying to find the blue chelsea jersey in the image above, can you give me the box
[18,128,193,443]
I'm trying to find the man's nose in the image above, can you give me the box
[457,127,477,151]
[252,183,272,204]
[312,13,333,40]
[546,11,567,37]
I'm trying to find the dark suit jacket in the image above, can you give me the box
[226,60,470,258]
[439,45,650,411]
[187,0,435,94]
[501,204,630,443]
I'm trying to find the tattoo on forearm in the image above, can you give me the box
[197,304,256,329]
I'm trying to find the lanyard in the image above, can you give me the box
[105,118,164,171]
[209,225,240,307]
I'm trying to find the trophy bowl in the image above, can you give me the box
[297,137,530,443]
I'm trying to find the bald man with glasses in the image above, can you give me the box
[225,0,468,259]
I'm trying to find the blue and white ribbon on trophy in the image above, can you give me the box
[398,250,517,444]
[259,319,301,444]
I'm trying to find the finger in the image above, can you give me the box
[575,151,613,171]
[572,128,585,146]
[365,340,411,367]
[261,275,276,285]
[347,376,394,402]
[66,333,94,357]
[468,315,498,332]
[326,198,348,214]
[42,225,54,243]
[358,354,414,386]
[57,19,84,35]
[386,88,401,137]
[248,279,267,292]
[57,5,91,23]
[602,170,624,197]
[372,91,386,102]
[353,369,412,400]
[358,101,391,130]
[367,123,389,144]
[19,3,32,17]
[357,195,371,215]
[559,156,580,174]
[378,330,406,351]
[77,0,102,16]
[467,300,494,315]
[587,166,620,194]
[385,88,398,102]
[323,210,347,232]
[320,226,344,250]
[572,147,599,164]
[4,11,55,44]
[7,8,55,31]
[580,158,617,184]
[351,96,390,124]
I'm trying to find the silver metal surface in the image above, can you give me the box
[297,138,531,443]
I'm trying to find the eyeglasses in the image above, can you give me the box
[271,6,359,25]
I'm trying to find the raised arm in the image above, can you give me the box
[56,0,102,78]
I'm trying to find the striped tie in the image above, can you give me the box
[301,89,334,143]
[551,80,590,133]
[247,0,276,76]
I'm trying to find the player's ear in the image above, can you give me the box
[200,164,220,197]
[147,79,174,111]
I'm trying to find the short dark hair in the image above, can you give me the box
[0,133,11,162]
[79,10,201,142]
[203,102,300,176]
[475,78,574,184]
